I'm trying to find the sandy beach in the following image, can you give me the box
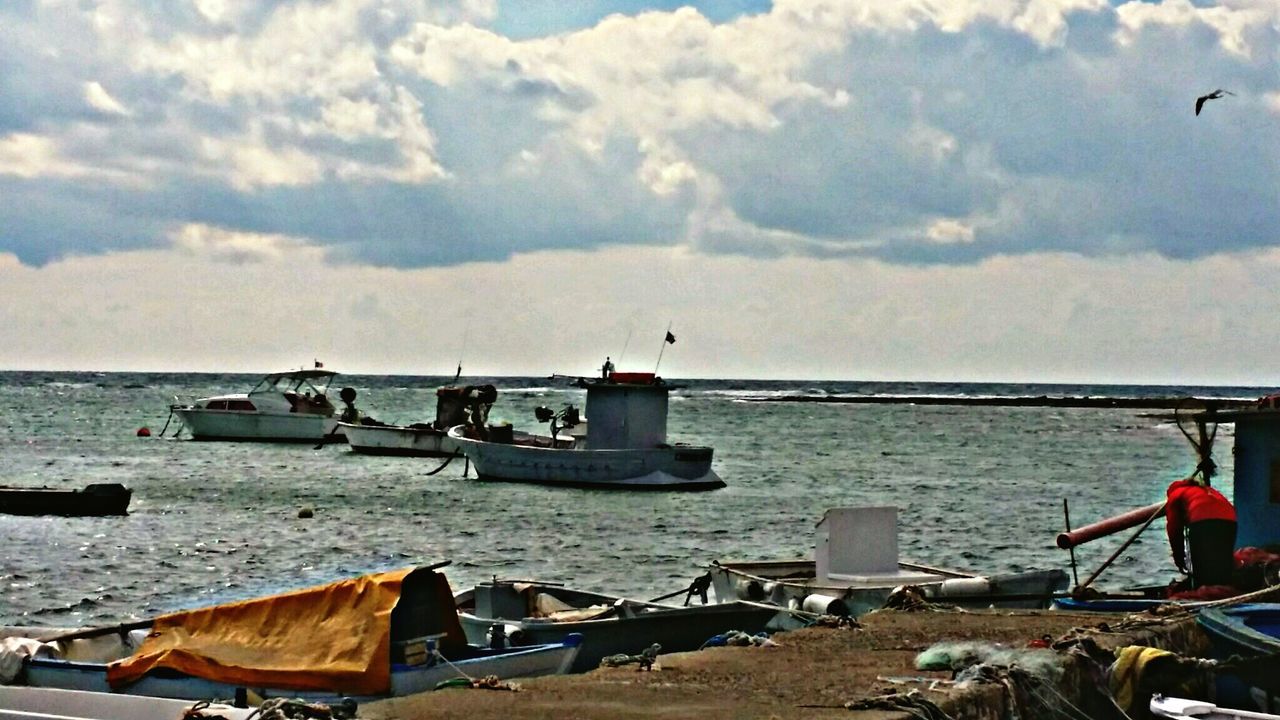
[367,608,1108,720]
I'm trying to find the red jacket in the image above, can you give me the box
[1166,478,1236,549]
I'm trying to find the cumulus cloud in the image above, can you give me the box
[170,223,329,264]
[0,0,1277,269]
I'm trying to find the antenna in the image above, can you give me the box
[654,322,674,375]
[618,328,634,366]
[455,314,472,381]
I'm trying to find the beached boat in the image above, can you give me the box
[0,686,254,720]
[454,579,787,672]
[340,385,497,458]
[1151,694,1280,719]
[1197,604,1280,713]
[710,507,1069,622]
[0,484,130,517]
[169,369,341,442]
[447,372,724,490]
[12,563,581,703]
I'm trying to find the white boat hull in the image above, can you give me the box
[339,423,457,457]
[0,686,254,720]
[22,636,582,702]
[709,560,1068,622]
[449,429,723,490]
[174,409,338,443]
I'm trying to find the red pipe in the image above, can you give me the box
[1056,502,1166,549]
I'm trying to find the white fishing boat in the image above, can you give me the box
[710,507,1069,623]
[454,579,787,673]
[0,686,255,720]
[169,369,341,442]
[447,372,724,490]
[9,563,581,703]
[339,385,497,458]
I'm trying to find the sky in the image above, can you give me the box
[1,0,1279,383]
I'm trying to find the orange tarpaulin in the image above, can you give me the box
[106,566,460,695]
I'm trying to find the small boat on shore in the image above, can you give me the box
[1151,694,1280,719]
[10,562,581,703]
[1197,604,1280,713]
[0,483,131,517]
[448,372,724,490]
[454,579,788,672]
[340,385,497,458]
[0,686,255,720]
[169,368,341,442]
[710,507,1069,622]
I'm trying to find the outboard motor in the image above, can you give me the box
[487,623,507,650]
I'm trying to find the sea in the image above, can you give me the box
[0,371,1265,628]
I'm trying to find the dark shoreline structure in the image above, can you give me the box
[742,395,1257,410]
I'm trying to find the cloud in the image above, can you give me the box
[0,0,1276,270]
[83,81,131,116]
[170,223,329,264]
[3,242,1280,384]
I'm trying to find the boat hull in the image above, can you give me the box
[174,409,338,443]
[449,430,723,490]
[458,600,783,672]
[0,686,254,720]
[23,636,582,702]
[1198,603,1280,713]
[710,560,1068,621]
[339,423,457,457]
[0,484,131,517]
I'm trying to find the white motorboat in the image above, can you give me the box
[710,507,1069,623]
[170,369,341,442]
[340,385,497,458]
[448,372,724,490]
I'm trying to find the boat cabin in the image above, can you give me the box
[1205,406,1280,548]
[581,373,671,451]
[247,370,336,415]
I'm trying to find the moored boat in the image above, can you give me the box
[11,562,581,703]
[454,579,788,672]
[0,686,255,720]
[0,484,131,517]
[1197,604,1280,713]
[448,372,724,490]
[339,385,497,458]
[710,507,1069,622]
[170,368,341,442]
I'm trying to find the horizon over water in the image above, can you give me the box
[0,370,1264,627]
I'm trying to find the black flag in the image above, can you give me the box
[665,331,676,344]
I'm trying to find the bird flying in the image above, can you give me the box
[1195,89,1235,116]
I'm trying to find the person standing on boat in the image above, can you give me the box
[601,356,614,380]
[1165,466,1237,588]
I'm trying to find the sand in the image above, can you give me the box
[365,608,1106,720]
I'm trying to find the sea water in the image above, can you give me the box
[0,371,1262,627]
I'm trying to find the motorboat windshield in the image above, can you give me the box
[248,370,337,397]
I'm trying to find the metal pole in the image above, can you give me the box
[1075,500,1168,594]
[1063,498,1079,589]
[654,321,672,375]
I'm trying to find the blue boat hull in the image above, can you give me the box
[23,635,583,703]
[1197,603,1280,713]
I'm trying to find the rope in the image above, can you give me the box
[422,450,461,476]
[839,690,954,720]
[428,648,521,691]
[243,698,358,720]
[158,407,177,438]
[182,701,232,720]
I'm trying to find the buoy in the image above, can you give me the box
[136,427,151,437]
[297,506,314,519]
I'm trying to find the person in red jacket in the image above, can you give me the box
[1166,475,1237,587]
